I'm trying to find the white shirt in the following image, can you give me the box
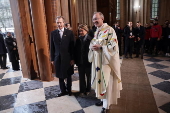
[59,27,64,38]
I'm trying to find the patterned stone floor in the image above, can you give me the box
[0,55,170,113]
[143,54,170,113]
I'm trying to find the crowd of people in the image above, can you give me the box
[112,19,170,59]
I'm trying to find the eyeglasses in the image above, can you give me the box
[92,18,101,21]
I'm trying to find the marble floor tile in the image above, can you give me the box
[0,83,20,96]
[43,77,59,88]
[0,76,21,86]
[46,96,82,113]
[15,88,45,107]
[0,94,17,111]
[18,80,43,93]
[2,72,22,79]
[159,102,170,113]
[157,61,170,67]
[75,90,100,108]
[0,108,14,113]
[0,73,5,79]
[152,87,170,107]
[145,66,158,74]
[144,58,163,63]
[153,81,170,94]
[83,105,102,113]
[44,85,60,100]
[158,108,167,113]
[149,70,170,80]
[147,74,164,85]
[72,81,80,92]
[14,101,48,113]
[147,63,169,69]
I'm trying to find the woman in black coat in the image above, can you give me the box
[5,32,20,71]
[74,24,93,96]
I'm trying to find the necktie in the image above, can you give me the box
[60,30,63,38]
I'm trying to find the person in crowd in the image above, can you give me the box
[134,21,145,59]
[124,21,135,59]
[5,32,20,71]
[88,12,122,113]
[112,22,123,58]
[74,24,93,96]
[164,23,170,56]
[88,25,95,38]
[162,20,170,55]
[144,23,151,53]
[149,19,162,56]
[50,16,74,97]
[0,30,8,69]
[65,23,72,30]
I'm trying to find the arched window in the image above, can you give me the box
[151,0,159,19]
[116,0,120,20]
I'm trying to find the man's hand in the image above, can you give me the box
[157,38,160,41]
[70,60,74,66]
[92,44,102,51]
[138,37,140,41]
[51,61,54,65]
[13,48,16,50]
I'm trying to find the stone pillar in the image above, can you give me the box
[29,0,53,81]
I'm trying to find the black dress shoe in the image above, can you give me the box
[134,56,139,58]
[2,67,9,69]
[57,92,68,97]
[68,92,72,96]
[95,101,103,106]
[101,108,107,113]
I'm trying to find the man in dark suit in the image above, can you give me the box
[112,22,122,57]
[50,16,74,97]
[124,21,135,59]
[135,21,145,59]
[0,32,8,69]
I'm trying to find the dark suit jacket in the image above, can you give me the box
[0,34,7,54]
[74,35,92,67]
[50,28,74,79]
[135,26,145,43]
[124,26,135,46]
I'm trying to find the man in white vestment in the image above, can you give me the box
[88,12,122,113]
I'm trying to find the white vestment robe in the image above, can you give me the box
[88,23,122,109]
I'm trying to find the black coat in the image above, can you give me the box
[135,26,145,44]
[124,26,135,46]
[74,35,92,67]
[5,36,19,62]
[0,34,7,54]
[50,28,74,79]
[112,25,122,39]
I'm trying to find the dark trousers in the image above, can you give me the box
[125,44,133,57]
[11,59,20,70]
[136,41,144,57]
[149,38,158,54]
[144,40,150,52]
[78,65,91,93]
[59,75,72,93]
[0,54,7,68]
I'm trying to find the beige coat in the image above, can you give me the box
[88,23,122,108]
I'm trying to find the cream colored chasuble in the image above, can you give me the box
[88,23,122,108]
